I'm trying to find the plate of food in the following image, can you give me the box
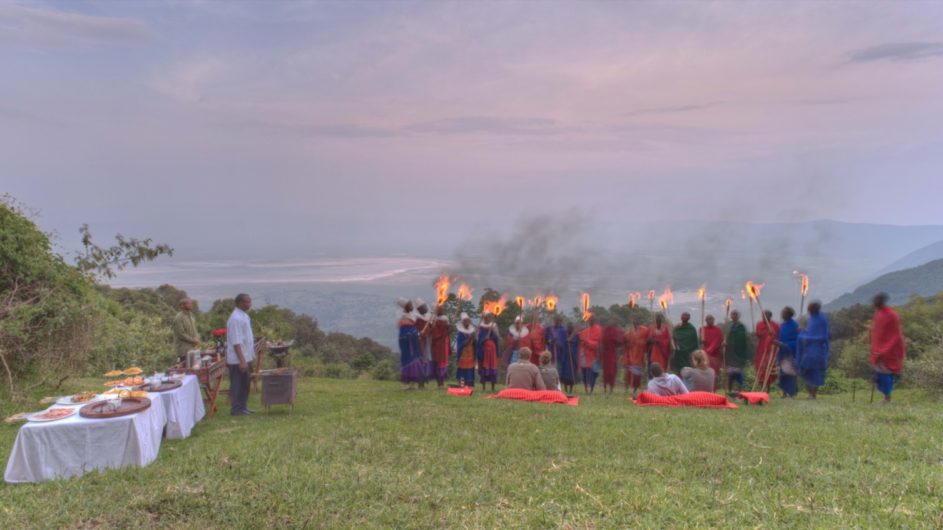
[103,370,124,377]
[27,407,78,422]
[56,391,102,406]
[123,367,143,376]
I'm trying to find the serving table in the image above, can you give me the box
[150,375,205,439]
[4,397,167,484]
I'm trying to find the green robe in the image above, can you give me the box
[172,311,200,359]
[725,321,749,368]
[671,322,699,373]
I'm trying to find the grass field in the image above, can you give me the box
[1,378,942,529]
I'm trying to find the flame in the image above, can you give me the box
[744,281,764,301]
[545,294,558,312]
[740,289,747,300]
[483,295,507,316]
[794,271,810,296]
[531,295,543,307]
[724,298,732,309]
[659,298,668,310]
[657,288,673,312]
[515,296,525,309]
[580,292,592,321]
[628,292,641,308]
[457,284,473,301]
[697,284,707,301]
[647,290,656,302]
[434,274,450,306]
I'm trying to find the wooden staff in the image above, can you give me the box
[750,298,778,392]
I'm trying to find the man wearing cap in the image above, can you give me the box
[172,298,201,365]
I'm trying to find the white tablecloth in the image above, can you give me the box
[4,396,167,484]
[156,375,205,440]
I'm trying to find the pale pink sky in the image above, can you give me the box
[2,1,942,257]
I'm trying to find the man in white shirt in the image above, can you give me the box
[646,363,689,397]
[226,293,256,416]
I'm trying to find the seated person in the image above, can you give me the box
[506,347,547,391]
[538,350,561,391]
[681,350,716,392]
[646,362,689,396]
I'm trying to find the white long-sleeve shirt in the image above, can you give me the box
[226,308,256,365]
[647,374,689,396]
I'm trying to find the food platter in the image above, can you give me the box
[142,380,182,393]
[55,391,104,406]
[79,397,151,419]
[27,407,78,422]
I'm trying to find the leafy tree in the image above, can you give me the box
[75,224,173,279]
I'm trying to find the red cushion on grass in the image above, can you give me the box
[487,388,571,404]
[447,386,473,396]
[737,391,769,405]
[633,391,737,409]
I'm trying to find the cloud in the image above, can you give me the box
[403,116,562,136]
[621,102,724,117]
[217,117,399,138]
[846,42,943,63]
[0,4,155,46]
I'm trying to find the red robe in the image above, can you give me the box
[579,324,602,368]
[504,326,532,366]
[870,306,905,374]
[649,324,671,369]
[624,326,650,367]
[529,323,546,362]
[600,325,623,385]
[701,325,724,373]
[754,320,780,386]
[430,317,451,369]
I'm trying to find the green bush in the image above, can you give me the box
[371,359,397,381]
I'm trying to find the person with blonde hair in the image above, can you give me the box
[538,350,561,391]
[681,350,716,392]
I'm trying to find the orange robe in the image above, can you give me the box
[578,324,602,368]
[624,325,650,367]
[754,320,780,386]
[649,325,671,369]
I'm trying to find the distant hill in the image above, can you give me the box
[872,239,943,277]
[825,258,943,311]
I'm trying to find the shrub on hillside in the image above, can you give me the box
[371,359,397,381]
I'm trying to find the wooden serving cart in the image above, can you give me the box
[171,349,227,419]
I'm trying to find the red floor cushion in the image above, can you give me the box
[634,391,738,409]
[487,388,574,405]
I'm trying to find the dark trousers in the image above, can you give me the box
[228,364,250,414]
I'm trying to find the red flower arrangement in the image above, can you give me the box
[211,328,226,337]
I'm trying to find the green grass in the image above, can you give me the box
[2,379,942,529]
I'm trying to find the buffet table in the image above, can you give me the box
[4,397,167,484]
[152,375,205,440]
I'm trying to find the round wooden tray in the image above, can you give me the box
[79,397,151,419]
[143,380,183,393]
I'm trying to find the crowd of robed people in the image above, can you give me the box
[396,293,907,402]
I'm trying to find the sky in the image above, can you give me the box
[2,0,943,259]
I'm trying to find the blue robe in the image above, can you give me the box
[455,329,476,385]
[398,322,425,383]
[548,325,575,383]
[798,313,830,387]
[476,325,500,383]
[777,318,799,396]
[568,332,581,384]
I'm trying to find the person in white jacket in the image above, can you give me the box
[646,363,689,396]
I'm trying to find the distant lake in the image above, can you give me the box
[109,257,452,348]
